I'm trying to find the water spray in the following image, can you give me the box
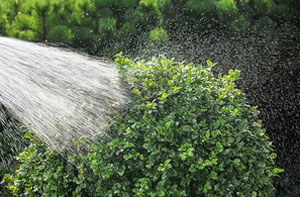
[0,37,129,155]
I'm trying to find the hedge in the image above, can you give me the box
[3,55,283,196]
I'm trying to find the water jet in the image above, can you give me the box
[0,36,129,155]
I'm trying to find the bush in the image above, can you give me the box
[87,54,280,196]
[4,55,282,196]
[0,105,29,196]
[3,133,97,196]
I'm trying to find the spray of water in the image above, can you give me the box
[0,104,29,168]
[0,31,299,194]
[0,36,129,154]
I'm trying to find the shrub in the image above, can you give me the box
[87,54,281,196]
[0,105,29,196]
[3,133,97,197]
[4,55,282,196]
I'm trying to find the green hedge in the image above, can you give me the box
[3,133,97,196]
[3,55,282,196]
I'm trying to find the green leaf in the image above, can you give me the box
[128,119,135,123]
[123,142,134,149]
[216,142,223,152]
[270,153,277,160]
[205,130,210,139]
[24,132,32,139]
[203,181,212,193]
[189,164,196,173]
[218,164,224,171]
[233,158,241,165]
[207,60,213,68]
[182,125,192,132]
[179,143,192,152]
[272,168,284,174]
[3,174,13,182]
[133,89,139,95]
[180,153,188,161]
[210,171,218,180]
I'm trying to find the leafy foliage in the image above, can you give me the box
[87,54,280,196]
[0,105,29,196]
[3,55,283,196]
[3,132,97,196]
[0,0,299,194]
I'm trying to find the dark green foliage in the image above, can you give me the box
[3,133,97,196]
[1,0,299,194]
[0,105,29,167]
[0,0,299,56]
[0,3,8,35]
[0,105,29,196]
[3,55,283,196]
[86,55,280,196]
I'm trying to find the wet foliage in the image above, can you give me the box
[1,0,300,195]
[0,105,29,196]
[165,31,300,195]
[3,132,98,196]
[3,55,283,196]
[0,37,128,154]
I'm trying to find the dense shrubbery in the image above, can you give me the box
[3,133,97,196]
[0,105,29,196]
[3,55,283,196]
[1,0,299,194]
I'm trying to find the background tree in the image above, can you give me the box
[0,0,9,35]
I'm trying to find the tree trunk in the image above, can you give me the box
[41,11,47,41]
